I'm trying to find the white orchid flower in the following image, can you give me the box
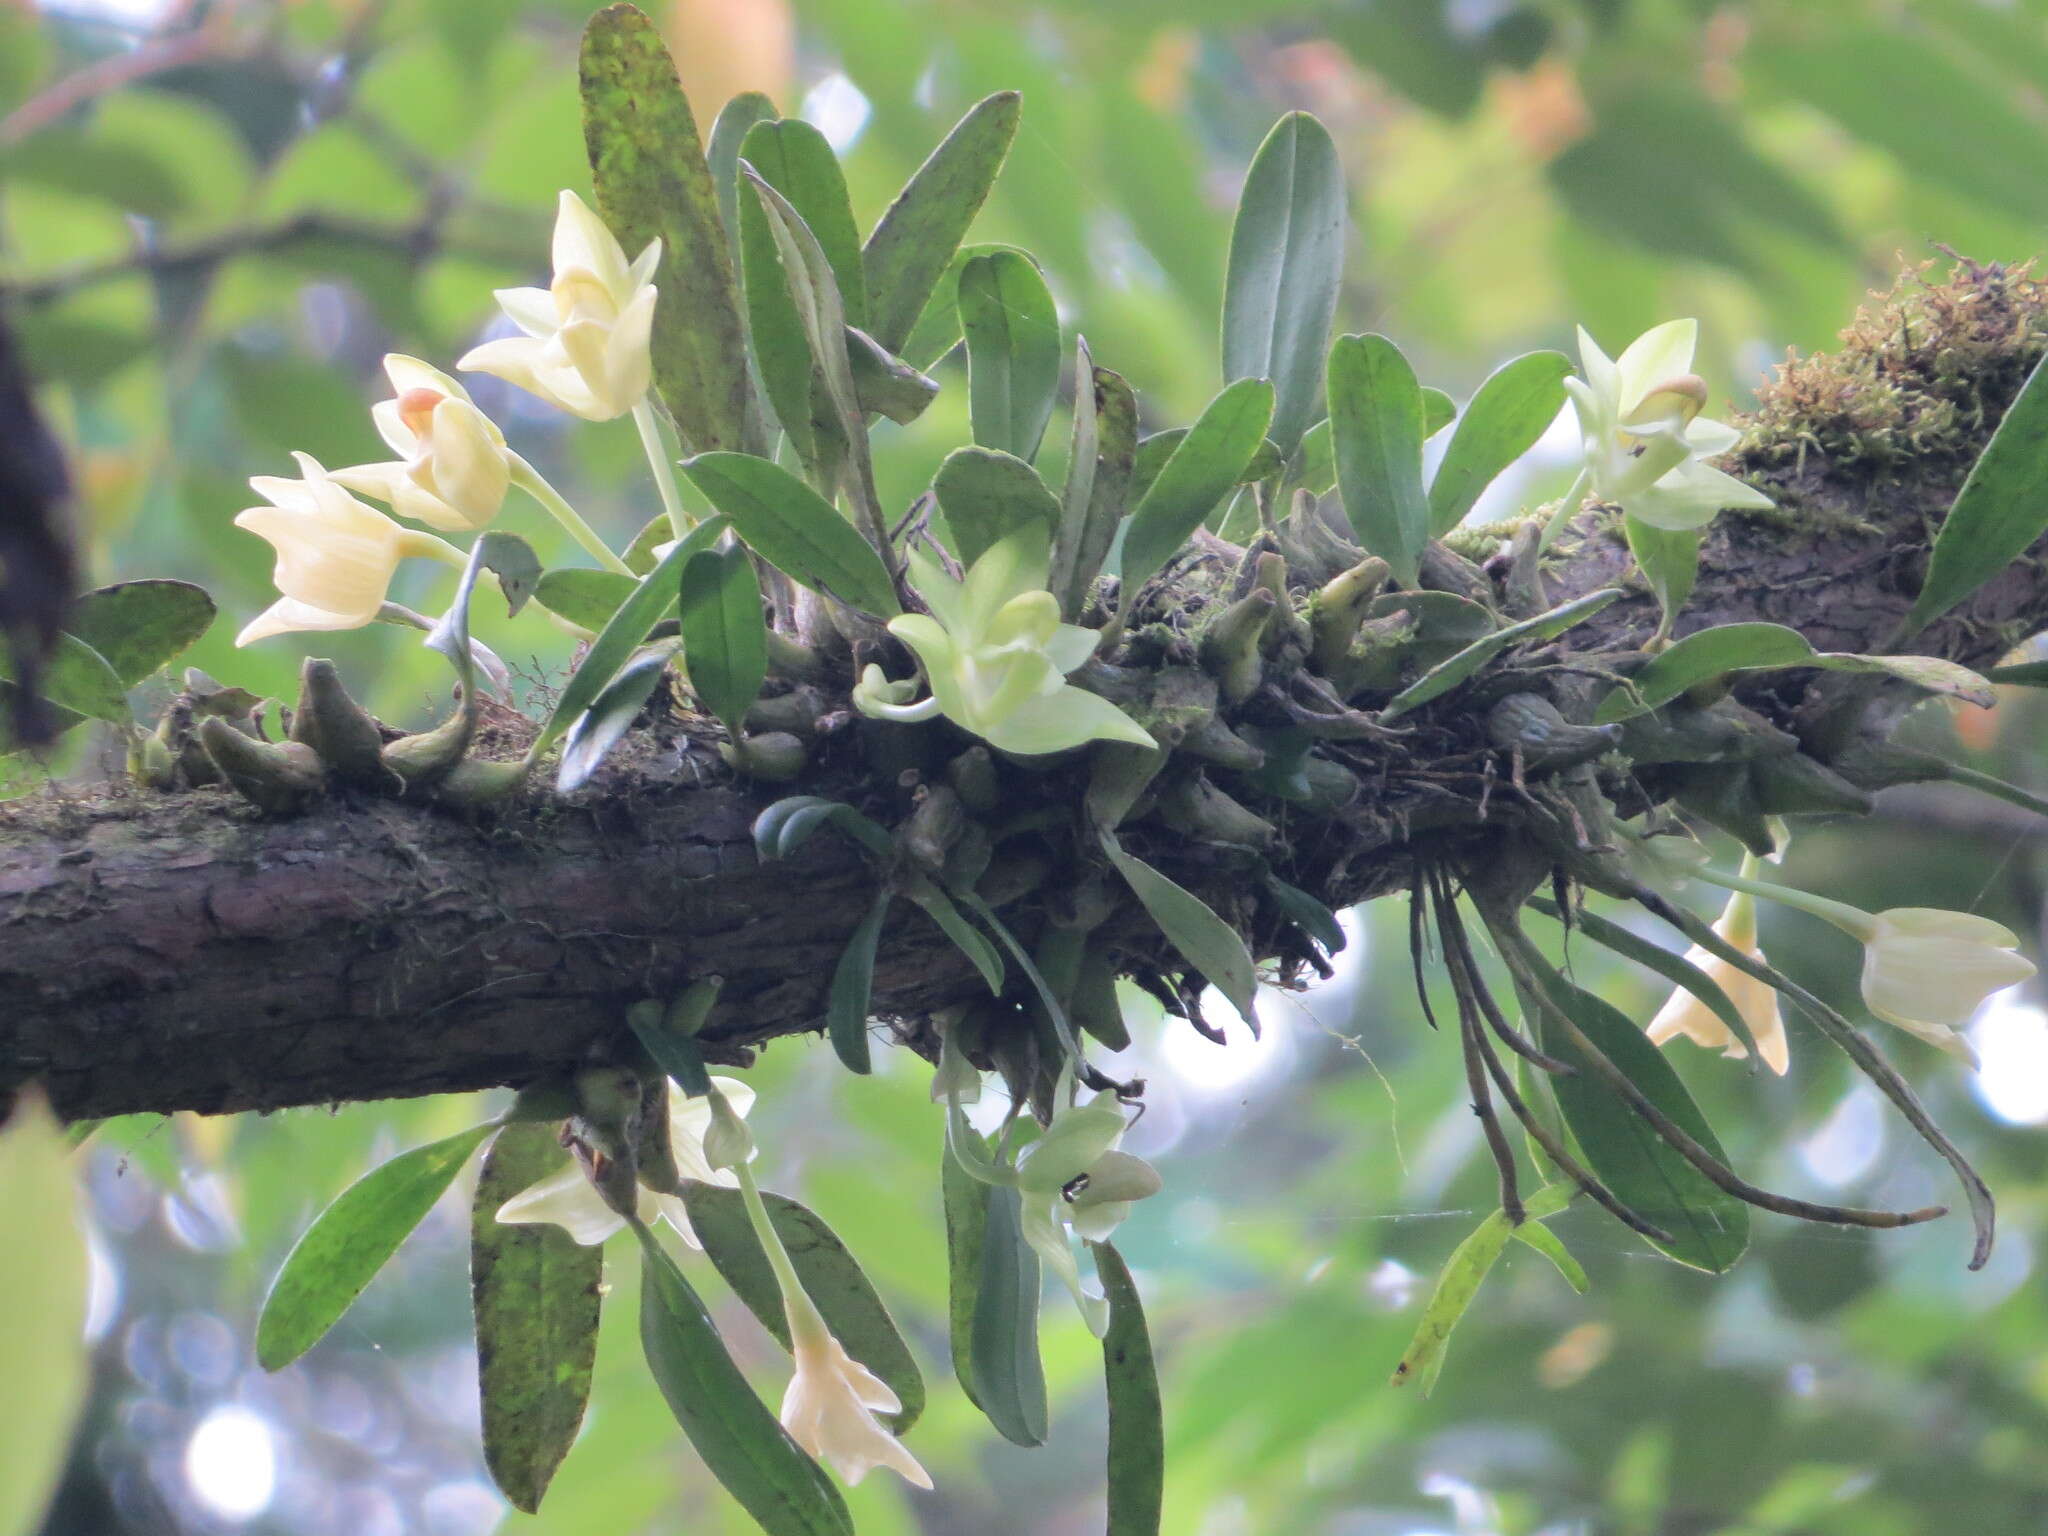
[233,452,448,646]
[780,1312,933,1489]
[329,355,513,532]
[1563,319,1773,532]
[855,531,1153,756]
[495,1075,755,1248]
[1014,1089,1161,1337]
[1646,885,1790,1075]
[459,190,659,422]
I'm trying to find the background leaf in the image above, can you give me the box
[958,248,1062,464]
[969,1182,1050,1448]
[1427,351,1569,535]
[678,540,767,734]
[1119,378,1275,598]
[1092,1240,1164,1536]
[1100,828,1259,1026]
[62,579,215,685]
[931,446,1061,569]
[681,453,900,617]
[1328,332,1430,588]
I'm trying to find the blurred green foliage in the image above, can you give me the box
[9,1,2048,1532]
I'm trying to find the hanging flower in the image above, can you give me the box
[855,531,1153,756]
[1563,319,1774,532]
[1854,909,2034,1065]
[233,453,445,646]
[496,1075,754,1247]
[1645,886,1791,1075]
[780,1311,933,1489]
[1014,1089,1161,1336]
[458,190,659,422]
[330,356,513,532]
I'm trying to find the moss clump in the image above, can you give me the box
[1740,255,2048,475]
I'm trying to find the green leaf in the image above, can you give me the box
[905,879,1006,996]
[942,1133,992,1413]
[1428,351,1570,535]
[533,568,639,634]
[1510,1216,1588,1294]
[891,240,1017,372]
[625,989,715,1099]
[1989,660,2048,687]
[752,794,894,860]
[959,248,1062,464]
[623,514,675,574]
[739,118,866,328]
[1092,1241,1163,1536]
[1051,357,1137,619]
[737,175,820,463]
[1129,430,1283,506]
[62,579,215,686]
[970,1182,1050,1447]
[1906,349,2048,633]
[1593,621,1996,722]
[1381,588,1622,718]
[579,4,748,451]
[633,1225,854,1536]
[862,92,1022,356]
[1099,828,1258,1026]
[1221,111,1347,457]
[1525,959,1750,1273]
[828,888,890,1074]
[680,1182,925,1432]
[533,519,727,758]
[1527,895,1760,1065]
[1262,875,1347,954]
[1328,332,1430,587]
[681,453,900,617]
[1120,379,1276,598]
[470,1123,601,1515]
[1421,385,1456,439]
[707,91,778,265]
[257,1122,496,1371]
[679,541,767,734]
[1392,1184,1572,1394]
[932,446,1062,569]
[557,642,678,794]
[475,531,542,617]
[845,326,939,424]
[0,633,128,724]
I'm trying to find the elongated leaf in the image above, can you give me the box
[634,1226,854,1536]
[1099,828,1258,1026]
[533,568,638,633]
[1392,1184,1572,1394]
[0,633,126,723]
[258,1122,497,1370]
[893,240,1020,371]
[1525,959,1750,1273]
[1120,378,1275,598]
[1421,385,1456,439]
[1328,332,1430,587]
[1625,515,1700,634]
[707,91,777,267]
[1221,111,1346,457]
[1990,660,2048,687]
[1262,874,1346,954]
[533,518,726,758]
[959,248,1061,463]
[679,541,767,733]
[681,1182,924,1432]
[1428,351,1569,534]
[1510,1214,1589,1294]
[845,326,938,423]
[740,118,865,328]
[942,1133,991,1412]
[63,579,214,685]
[829,889,891,1074]
[1052,359,1137,619]
[905,879,1005,994]
[1526,895,1758,1062]
[1907,350,2048,632]
[475,531,542,617]
[1592,621,1995,722]
[1382,588,1622,718]
[752,794,893,860]
[682,453,900,616]
[1092,1241,1163,1536]
[970,1182,1049,1447]
[557,642,677,793]
[1129,430,1284,505]
[863,92,1021,355]
[625,992,715,1098]
[471,1123,602,1514]
[580,4,747,451]
[738,143,824,465]
[932,446,1061,569]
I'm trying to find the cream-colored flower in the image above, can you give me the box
[495,1075,754,1248]
[330,355,512,532]
[855,531,1152,756]
[780,1315,932,1489]
[1564,319,1773,531]
[1015,1089,1161,1336]
[1857,909,2035,1066]
[234,452,442,646]
[459,190,658,421]
[1646,888,1790,1075]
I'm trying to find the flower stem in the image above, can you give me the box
[1536,467,1591,554]
[723,1120,834,1349]
[633,399,694,543]
[508,456,634,576]
[1691,864,1876,942]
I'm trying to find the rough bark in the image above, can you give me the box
[7,262,2048,1122]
